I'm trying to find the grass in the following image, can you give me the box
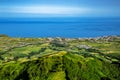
[0,36,120,80]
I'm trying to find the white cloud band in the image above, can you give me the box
[0,5,91,17]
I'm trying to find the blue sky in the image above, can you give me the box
[0,0,120,18]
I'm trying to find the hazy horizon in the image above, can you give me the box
[0,0,120,38]
[0,0,120,18]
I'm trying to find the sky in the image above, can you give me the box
[0,0,120,18]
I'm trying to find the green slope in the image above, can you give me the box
[0,52,119,80]
[0,36,120,80]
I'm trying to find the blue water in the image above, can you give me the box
[0,18,120,38]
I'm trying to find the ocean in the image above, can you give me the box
[0,17,120,38]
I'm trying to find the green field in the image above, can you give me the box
[0,35,120,80]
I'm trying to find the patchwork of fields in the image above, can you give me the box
[0,35,120,80]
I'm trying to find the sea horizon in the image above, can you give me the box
[0,17,120,38]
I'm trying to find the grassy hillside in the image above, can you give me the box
[0,35,120,80]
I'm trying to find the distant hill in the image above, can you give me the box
[0,36,120,80]
[0,34,9,37]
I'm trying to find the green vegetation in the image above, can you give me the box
[0,35,120,80]
[0,34,9,37]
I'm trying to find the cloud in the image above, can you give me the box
[1,5,119,17]
[0,5,92,17]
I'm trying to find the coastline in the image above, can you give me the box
[0,34,120,80]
